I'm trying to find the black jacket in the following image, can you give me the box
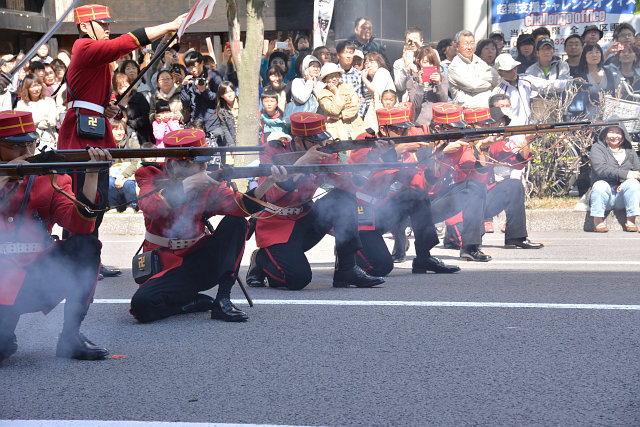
[590,125,640,186]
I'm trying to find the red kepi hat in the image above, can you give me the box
[163,129,211,163]
[290,112,331,141]
[431,102,466,128]
[74,4,115,24]
[376,105,414,129]
[0,110,38,143]
[463,107,495,125]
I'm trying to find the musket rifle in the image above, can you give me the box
[26,146,265,164]
[0,161,111,178]
[271,119,639,165]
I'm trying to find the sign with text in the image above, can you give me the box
[491,0,640,54]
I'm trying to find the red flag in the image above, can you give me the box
[177,0,217,40]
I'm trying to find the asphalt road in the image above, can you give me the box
[1,231,639,427]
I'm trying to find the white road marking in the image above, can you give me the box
[91,299,640,311]
[0,421,312,427]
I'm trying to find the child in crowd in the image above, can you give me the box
[260,89,289,144]
[380,89,398,108]
[152,99,181,148]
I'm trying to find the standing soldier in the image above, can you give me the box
[57,4,186,278]
[0,111,112,363]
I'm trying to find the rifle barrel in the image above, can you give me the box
[0,161,112,177]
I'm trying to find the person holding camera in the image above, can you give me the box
[405,46,448,126]
[180,50,225,147]
[392,28,424,100]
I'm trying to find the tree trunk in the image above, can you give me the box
[227,0,265,172]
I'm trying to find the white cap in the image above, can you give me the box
[353,49,364,59]
[266,131,292,143]
[494,53,521,71]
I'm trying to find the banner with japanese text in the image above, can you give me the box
[313,0,335,48]
[491,0,640,54]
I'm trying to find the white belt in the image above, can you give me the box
[68,100,105,115]
[356,192,378,204]
[263,206,304,216]
[145,231,204,250]
[0,242,45,255]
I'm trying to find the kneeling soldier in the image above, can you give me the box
[130,129,285,323]
[0,111,111,363]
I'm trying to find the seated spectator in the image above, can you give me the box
[216,81,238,147]
[152,100,181,148]
[448,30,500,108]
[406,46,448,126]
[260,89,288,143]
[526,38,570,81]
[263,66,288,112]
[348,17,385,56]
[475,39,498,66]
[361,52,396,131]
[15,73,58,148]
[289,55,322,108]
[589,125,640,232]
[393,28,424,99]
[573,44,621,119]
[380,89,398,108]
[317,62,366,140]
[611,44,640,95]
[515,33,536,74]
[108,120,143,213]
[564,35,584,75]
[150,69,183,123]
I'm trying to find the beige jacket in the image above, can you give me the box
[448,53,500,108]
[317,82,366,140]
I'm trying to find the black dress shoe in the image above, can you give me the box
[412,256,461,274]
[391,253,406,263]
[0,333,18,363]
[505,238,544,249]
[211,297,248,322]
[460,246,492,262]
[181,294,215,313]
[56,331,109,360]
[100,264,122,277]
[333,266,385,288]
[246,249,266,287]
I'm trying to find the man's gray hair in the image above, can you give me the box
[454,30,474,44]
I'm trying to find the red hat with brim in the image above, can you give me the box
[290,112,331,141]
[376,106,414,129]
[163,129,211,163]
[74,4,115,24]
[0,110,38,143]
[432,102,466,128]
[463,107,495,125]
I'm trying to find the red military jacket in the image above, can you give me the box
[0,175,99,305]
[135,163,254,283]
[254,139,353,248]
[58,29,150,150]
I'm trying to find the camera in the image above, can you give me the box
[275,41,289,50]
[196,77,206,86]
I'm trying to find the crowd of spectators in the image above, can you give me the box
[2,17,640,216]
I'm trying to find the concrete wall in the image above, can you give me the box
[431,0,464,41]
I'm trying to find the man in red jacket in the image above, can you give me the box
[58,4,186,278]
[0,111,112,363]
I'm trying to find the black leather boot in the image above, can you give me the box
[246,249,266,287]
[211,297,248,322]
[56,331,109,360]
[0,333,18,363]
[181,293,215,313]
[333,266,385,288]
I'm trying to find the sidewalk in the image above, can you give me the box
[97,208,634,235]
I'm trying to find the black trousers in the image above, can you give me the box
[356,188,439,276]
[432,180,486,247]
[254,189,362,290]
[130,215,247,323]
[446,179,527,246]
[0,235,101,337]
[63,170,109,239]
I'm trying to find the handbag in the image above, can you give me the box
[567,90,589,114]
[131,242,160,284]
[76,108,106,139]
[284,94,318,123]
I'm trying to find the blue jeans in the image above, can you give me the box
[589,179,640,218]
[108,177,138,211]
